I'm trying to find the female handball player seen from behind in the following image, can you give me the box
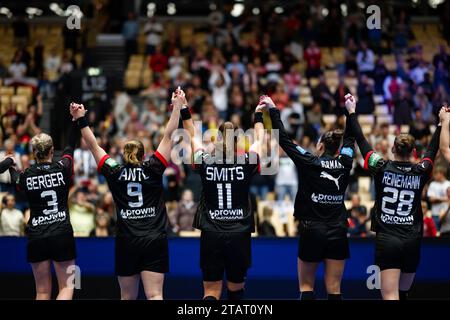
[69,91,183,300]
[262,95,355,300]
[179,88,264,300]
[344,93,442,300]
[6,120,80,300]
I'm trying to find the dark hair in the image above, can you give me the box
[320,129,344,155]
[393,134,415,158]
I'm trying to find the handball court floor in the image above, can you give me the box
[1,237,450,299]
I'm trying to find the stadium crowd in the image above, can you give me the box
[1,2,450,238]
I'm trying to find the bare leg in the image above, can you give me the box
[53,260,76,300]
[203,281,223,300]
[31,260,52,300]
[380,269,401,300]
[324,259,346,294]
[298,258,320,292]
[141,271,164,300]
[118,275,140,300]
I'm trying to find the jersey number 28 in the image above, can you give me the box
[381,187,414,216]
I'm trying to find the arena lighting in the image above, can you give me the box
[26,7,43,16]
[0,7,12,18]
[147,2,156,17]
[322,7,329,17]
[230,3,244,17]
[209,3,217,11]
[340,3,348,16]
[429,0,445,9]
[167,2,176,15]
[356,1,365,9]
[252,7,260,15]
[274,6,284,14]
[87,67,101,76]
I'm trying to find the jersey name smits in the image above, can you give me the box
[381,172,421,190]
[320,160,344,169]
[118,167,150,182]
[26,172,65,191]
[206,166,244,181]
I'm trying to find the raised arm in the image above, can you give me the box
[155,90,182,162]
[344,94,374,159]
[70,103,107,164]
[0,157,14,174]
[176,88,203,155]
[262,96,316,166]
[249,100,265,157]
[439,106,450,162]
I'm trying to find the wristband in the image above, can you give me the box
[76,116,89,129]
[254,112,263,124]
[180,107,191,120]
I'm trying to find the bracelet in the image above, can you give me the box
[76,116,89,129]
[180,107,191,120]
[254,112,264,124]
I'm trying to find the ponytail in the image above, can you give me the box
[123,140,145,165]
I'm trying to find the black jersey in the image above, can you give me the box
[365,152,433,238]
[16,154,74,239]
[98,151,168,238]
[193,150,259,233]
[269,108,355,223]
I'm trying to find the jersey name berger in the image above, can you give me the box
[25,171,67,227]
[117,164,156,220]
[205,166,245,221]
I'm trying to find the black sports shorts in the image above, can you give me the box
[115,233,169,276]
[298,220,350,262]
[375,232,421,273]
[200,231,251,283]
[27,233,76,263]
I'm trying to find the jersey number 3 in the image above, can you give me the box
[381,187,414,216]
[40,190,59,215]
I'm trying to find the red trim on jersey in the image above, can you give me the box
[155,151,169,167]
[422,157,434,166]
[364,151,374,170]
[97,154,110,173]
[61,154,73,162]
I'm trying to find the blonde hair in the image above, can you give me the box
[218,121,235,154]
[123,140,145,165]
[31,133,53,161]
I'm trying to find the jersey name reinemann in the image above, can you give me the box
[380,171,422,226]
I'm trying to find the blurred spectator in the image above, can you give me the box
[173,189,197,233]
[122,12,139,61]
[427,168,450,230]
[0,194,24,236]
[356,74,375,114]
[334,76,351,116]
[149,45,168,74]
[275,152,297,201]
[422,201,437,237]
[304,41,322,79]
[257,207,276,237]
[8,53,27,80]
[356,41,375,77]
[440,188,450,237]
[144,17,163,55]
[209,66,231,119]
[90,213,111,237]
[70,190,96,237]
